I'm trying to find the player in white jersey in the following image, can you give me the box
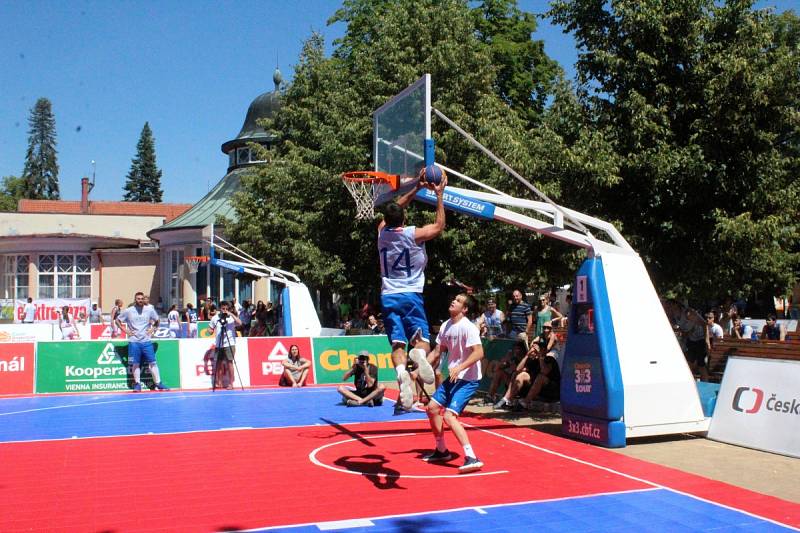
[167,304,181,338]
[423,293,485,472]
[378,171,447,412]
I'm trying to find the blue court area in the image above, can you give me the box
[0,387,426,442]
[260,489,794,533]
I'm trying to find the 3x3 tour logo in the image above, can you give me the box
[732,386,799,416]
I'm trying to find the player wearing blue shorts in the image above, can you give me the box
[116,291,170,392]
[424,293,485,473]
[378,170,447,411]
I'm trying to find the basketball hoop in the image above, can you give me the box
[341,171,399,220]
[185,255,209,274]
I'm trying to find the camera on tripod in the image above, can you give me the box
[218,311,229,324]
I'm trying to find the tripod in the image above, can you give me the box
[212,315,244,391]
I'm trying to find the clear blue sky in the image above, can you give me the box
[0,1,794,204]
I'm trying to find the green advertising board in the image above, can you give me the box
[312,335,395,384]
[36,340,180,393]
[478,338,518,392]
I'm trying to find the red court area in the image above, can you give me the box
[1,415,799,532]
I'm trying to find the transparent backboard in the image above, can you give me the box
[373,74,431,205]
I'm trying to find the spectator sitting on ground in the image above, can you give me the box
[518,348,561,410]
[484,340,527,405]
[761,314,786,341]
[493,343,543,410]
[337,351,385,407]
[280,344,311,387]
[732,317,754,339]
[530,321,558,359]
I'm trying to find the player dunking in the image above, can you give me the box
[378,170,446,412]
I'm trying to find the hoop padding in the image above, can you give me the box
[185,256,209,275]
[341,171,398,220]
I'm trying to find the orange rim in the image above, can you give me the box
[341,171,398,189]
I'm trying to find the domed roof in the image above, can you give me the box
[221,68,283,154]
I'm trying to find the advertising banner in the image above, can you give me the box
[311,335,394,384]
[0,323,55,343]
[247,337,315,387]
[477,338,517,391]
[89,324,127,340]
[14,298,90,324]
[0,343,35,395]
[36,340,180,393]
[178,337,250,390]
[708,356,800,458]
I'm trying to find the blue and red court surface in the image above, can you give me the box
[1,387,798,532]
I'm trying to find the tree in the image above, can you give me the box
[227,0,602,320]
[472,0,561,127]
[21,98,59,199]
[0,175,26,211]
[549,0,800,302]
[123,122,163,202]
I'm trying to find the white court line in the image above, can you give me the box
[0,387,336,417]
[243,487,660,532]
[0,414,425,445]
[308,433,508,479]
[466,423,800,532]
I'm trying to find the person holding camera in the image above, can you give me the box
[208,300,242,390]
[337,350,385,407]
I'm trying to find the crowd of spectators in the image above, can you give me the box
[663,298,790,382]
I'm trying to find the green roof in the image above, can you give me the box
[148,168,251,236]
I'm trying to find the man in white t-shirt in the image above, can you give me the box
[423,293,485,473]
[22,297,36,323]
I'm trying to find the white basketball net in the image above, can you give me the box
[185,258,204,274]
[342,179,377,220]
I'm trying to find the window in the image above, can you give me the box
[39,254,91,299]
[2,255,29,299]
[237,147,250,164]
[169,249,184,308]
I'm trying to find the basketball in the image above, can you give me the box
[424,164,443,185]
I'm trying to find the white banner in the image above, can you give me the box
[14,298,91,324]
[709,356,800,458]
[0,323,55,343]
[178,337,250,390]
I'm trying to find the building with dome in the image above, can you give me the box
[0,71,284,321]
[147,69,285,309]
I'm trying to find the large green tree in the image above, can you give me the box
[472,0,561,127]
[227,0,609,319]
[21,98,59,199]
[123,122,163,202]
[550,0,800,301]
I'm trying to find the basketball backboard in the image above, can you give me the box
[372,74,432,205]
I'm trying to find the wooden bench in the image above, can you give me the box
[707,338,800,382]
